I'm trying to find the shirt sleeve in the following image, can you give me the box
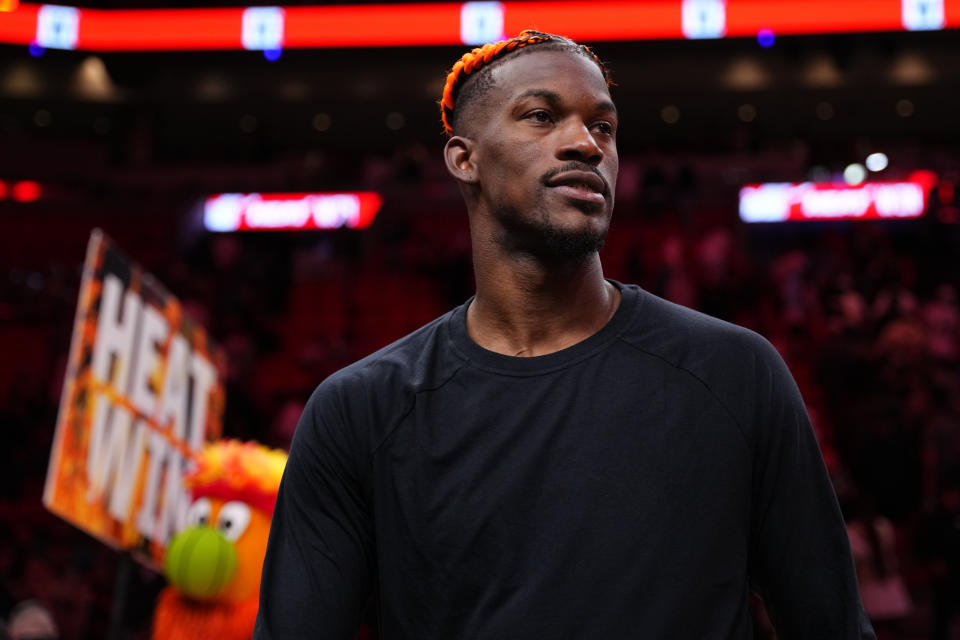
[746,339,876,640]
[253,381,375,640]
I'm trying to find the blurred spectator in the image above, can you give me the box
[919,489,960,640]
[7,601,58,640]
[268,396,306,451]
[844,491,913,639]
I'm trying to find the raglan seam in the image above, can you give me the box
[617,336,752,452]
[368,360,469,457]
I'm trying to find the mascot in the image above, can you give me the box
[152,439,287,640]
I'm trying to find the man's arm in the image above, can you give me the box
[747,340,876,640]
[254,382,375,639]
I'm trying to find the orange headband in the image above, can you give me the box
[440,30,606,137]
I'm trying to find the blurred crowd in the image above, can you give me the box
[1,147,959,639]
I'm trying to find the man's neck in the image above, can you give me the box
[467,242,620,357]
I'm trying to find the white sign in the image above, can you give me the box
[902,0,945,30]
[682,0,726,39]
[36,5,80,50]
[242,6,285,51]
[460,2,505,45]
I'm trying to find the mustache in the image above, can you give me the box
[540,161,610,196]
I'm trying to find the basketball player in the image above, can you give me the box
[254,31,875,639]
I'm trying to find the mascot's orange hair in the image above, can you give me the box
[184,439,286,514]
[440,29,611,137]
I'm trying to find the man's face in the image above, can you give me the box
[470,48,619,259]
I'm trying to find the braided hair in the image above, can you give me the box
[440,29,611,137]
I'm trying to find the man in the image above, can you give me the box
[254,31,875,638]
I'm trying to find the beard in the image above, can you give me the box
[491,197,608,263]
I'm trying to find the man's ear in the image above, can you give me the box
[444,136,479,185]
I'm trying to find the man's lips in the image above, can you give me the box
[545,170,608,204]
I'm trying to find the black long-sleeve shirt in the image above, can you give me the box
[254,282,875,639]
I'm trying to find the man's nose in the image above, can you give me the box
[556,121,603,165]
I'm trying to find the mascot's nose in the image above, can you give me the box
[164,525,238,600]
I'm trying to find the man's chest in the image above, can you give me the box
[372,359,752,552]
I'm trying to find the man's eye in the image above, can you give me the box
[594,121,615,135]
[528,110,552,123]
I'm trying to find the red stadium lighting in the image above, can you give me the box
[203,192,382,232]
[739,180,930,222]
[1,1,958,51]
[0,180,8,200]
[11,180,42,202]
[908,169,939,191]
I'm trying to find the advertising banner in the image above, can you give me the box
[203,191,382,232]
[44,230,225,568]
[739,180,928,223]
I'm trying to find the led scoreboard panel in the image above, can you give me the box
[1,0,957,51]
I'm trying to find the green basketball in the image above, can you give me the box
[164,526,237,600]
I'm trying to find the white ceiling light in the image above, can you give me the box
[865,153,889,172]
[844,163,867,186]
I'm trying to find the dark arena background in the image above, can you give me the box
[2,1,960,639]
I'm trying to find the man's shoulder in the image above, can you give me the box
[623,286,777,368]
[620,287,792,416]
[618,287,804,443]
[308,307,464,418]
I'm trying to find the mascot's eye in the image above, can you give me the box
[186,497,211,527]
[216,501,251,542]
